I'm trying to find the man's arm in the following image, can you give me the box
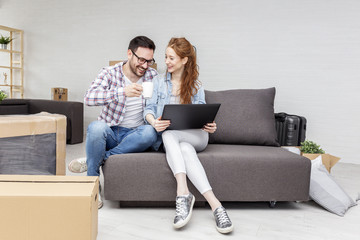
[84,68,125,106]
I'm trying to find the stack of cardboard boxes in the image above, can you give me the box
[0,113,98,239]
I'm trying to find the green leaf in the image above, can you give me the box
[300,140,325,154]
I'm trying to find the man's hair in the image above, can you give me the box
[128,36,156,52]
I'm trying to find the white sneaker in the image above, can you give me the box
[98,192,103,209]
[68,157,87,173]
[98,184,103,209]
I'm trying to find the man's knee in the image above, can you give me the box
[87,121,109,137]
[139,125,157,143]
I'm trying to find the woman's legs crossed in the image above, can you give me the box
[162,129,212,196]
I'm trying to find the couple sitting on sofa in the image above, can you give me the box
[68,36,233,234]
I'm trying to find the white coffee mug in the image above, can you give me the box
[142,82,154,99]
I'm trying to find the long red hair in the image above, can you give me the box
[167,37,200,104]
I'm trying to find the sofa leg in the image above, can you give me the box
[269,201,277,208]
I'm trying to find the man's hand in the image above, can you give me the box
[124,83,143,97]
[152,117,171,132]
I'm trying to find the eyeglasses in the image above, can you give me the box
[131,50,155,66]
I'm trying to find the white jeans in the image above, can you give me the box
[162,129,212,194]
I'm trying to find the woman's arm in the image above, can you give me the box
[143,75,161,122]
[145,114,170,132]
[144,74,170,132]
[196,86,206,104]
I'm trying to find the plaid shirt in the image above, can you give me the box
[84,61,158,126]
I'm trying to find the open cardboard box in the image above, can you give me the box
[282,146,341,172]
[302,153,341,173]
[0,175,99,240]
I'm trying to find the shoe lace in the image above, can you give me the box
[215,208,230,225]
[175,198,186,216]
[79,158,87,171]
[80,164,87,172]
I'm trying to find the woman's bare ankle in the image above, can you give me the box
[177,190,190,196]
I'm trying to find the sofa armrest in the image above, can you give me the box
[28,99,84,144]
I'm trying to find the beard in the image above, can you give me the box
[129,61,146,77]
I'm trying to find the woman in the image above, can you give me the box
[144,37,233,234]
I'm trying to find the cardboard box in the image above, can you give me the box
[51,87,68,101]
[281,146,341,172]
[302,153,341,173]
[0,175,99,240]
[0,113,66,175]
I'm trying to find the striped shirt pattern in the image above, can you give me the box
[84,61,158,126]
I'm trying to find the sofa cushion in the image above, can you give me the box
[103,145,311,202]
[205,88,279,146]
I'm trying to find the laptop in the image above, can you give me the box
[161,104,221,130]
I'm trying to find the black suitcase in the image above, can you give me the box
[275,112,307,146]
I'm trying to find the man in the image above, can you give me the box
[68,36,158,208]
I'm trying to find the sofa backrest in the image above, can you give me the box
[205,88,279,147]
[0,99,29,115]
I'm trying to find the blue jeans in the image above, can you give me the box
[86,121,157,176]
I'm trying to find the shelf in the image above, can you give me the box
[0,25,22,32]
[12,87,23,92]
[0,84,21,88]
[0,65,22,70]
[0,25,24,98]
[0,49,22,54]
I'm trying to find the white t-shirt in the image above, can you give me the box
[119,77,144,129]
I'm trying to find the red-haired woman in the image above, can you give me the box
[144,37,233,234]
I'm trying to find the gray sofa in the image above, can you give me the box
[102,88,311,207]
[0,99,84,144]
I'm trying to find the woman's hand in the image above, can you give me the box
[203,121,217,134]
[152,117,171,132]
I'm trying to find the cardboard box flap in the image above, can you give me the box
[0,175,99,197]
[302,153,341,172]
[326,154,341,168]
[0,175,98,183]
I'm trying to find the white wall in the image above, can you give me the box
[1,0,359,164]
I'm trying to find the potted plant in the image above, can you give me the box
[0,90,7,102]
[300,140,340,172]
[0,35,14,50]
[300,140,325,154]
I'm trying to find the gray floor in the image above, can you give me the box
[66,142,360,240]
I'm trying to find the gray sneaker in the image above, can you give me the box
[213,206,233,234]
[68,157,87,173]
[173,193,195,229]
